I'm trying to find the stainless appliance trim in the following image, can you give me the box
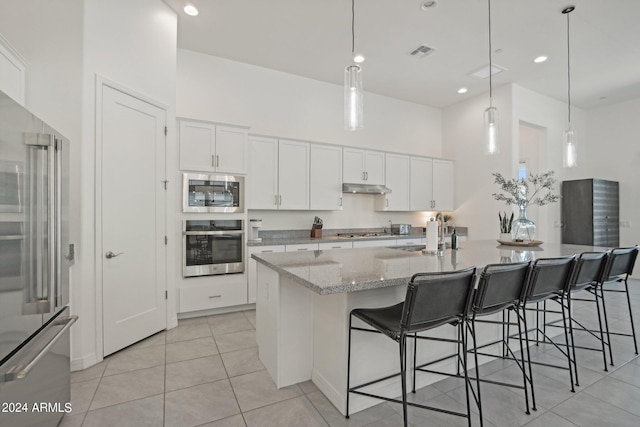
[182,173,244,213]
[2,315,77,383]
[182,220,245,277]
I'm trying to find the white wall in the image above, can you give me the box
[585,97,640,250]
[1,0,178,370]
[512,85,588,243]
[443,83,591,243]
[442,84,514,240]
[78,0,177,368]
[177,49,444,230]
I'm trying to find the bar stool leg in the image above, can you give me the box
[599,284,615,366]
[399,333,409,427]
[515,308,531,414]
[346,314,353,419]
[560,297,576,392]
[412,332,418,393]
[593,286,609,371]
[520,308,537,411]
[470,318,484,427]
[461,321,472,427]
[566,293,580,385]
[623,278,639,355]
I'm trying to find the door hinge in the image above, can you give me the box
[164,236,168,245]
[164,126,168,136]
[165,290,168,300]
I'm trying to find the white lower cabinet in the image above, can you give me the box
[352,239,396,248]
[178,274,247,313]
[318,241,353,250]
[248,245,285,304]
[285,243,319,252]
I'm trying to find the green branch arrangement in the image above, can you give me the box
[492,171,560,208]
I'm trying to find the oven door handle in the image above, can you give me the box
[183,231,244,236]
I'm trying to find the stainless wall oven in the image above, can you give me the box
[183,173,244,213]
[183,219,244,277]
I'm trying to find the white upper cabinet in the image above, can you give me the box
[310,144,343,210]
[377,153,410,211]
[343,148,385,185]
[179,120,247,174]
[248,136,309,210]
[278,139,310,210]
[410,156,434,211]
[432,159,454,211]
[248,135,279,209]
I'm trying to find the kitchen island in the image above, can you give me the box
[252,240,602,415]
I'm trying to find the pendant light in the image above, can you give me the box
[484,0,499,154]
[562,6,577,168]
[345,0,363,131]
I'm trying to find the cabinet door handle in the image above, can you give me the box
[362,171,365,181]
[274,195,278,206]
[297,248,308,251]
[386,198,389,208]
[208,295,222,299]
[339,197,343,207]
[365,171,368,181]
[212,155,216,167]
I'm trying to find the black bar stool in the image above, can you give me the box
[346,267,477,427]
[468,262,534,417]
[521,256,576,391]
[599,246,639,365]
[564,252,610,383]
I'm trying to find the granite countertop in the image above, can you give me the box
[247,227,468,247]
[251,240,603,296]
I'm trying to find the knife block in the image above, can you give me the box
[310,228,323,238]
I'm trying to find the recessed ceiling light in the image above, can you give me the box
[420,1,438,11]
[184,4,199,16]
[353,53,365,63]
[457,87,468,94]
[533,55,548,63]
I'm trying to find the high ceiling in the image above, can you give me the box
[163,0,640,110]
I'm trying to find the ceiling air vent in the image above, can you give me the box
[410,44,435,58]
[468,63,507,79]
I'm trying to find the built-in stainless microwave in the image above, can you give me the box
[182,173,244,213]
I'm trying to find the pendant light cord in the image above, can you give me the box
[566,9,571,125]
[488,0,493,107]
[351,0,355,55]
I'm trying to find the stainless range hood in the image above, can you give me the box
[342,183,392,194]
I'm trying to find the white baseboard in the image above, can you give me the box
[70,353,101,372]
[177,303,255,320]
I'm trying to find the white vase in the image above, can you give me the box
[500,233,512,242]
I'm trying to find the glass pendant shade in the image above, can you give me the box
[563,129,577,167]
[484,106,499,154]
[344,65,363,131]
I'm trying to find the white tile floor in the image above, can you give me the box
[62,280,640,426]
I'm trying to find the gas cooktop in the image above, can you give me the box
[336,232,393,239]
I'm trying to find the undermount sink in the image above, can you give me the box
[389,244,426,252]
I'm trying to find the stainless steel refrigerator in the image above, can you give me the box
[0,89,77,426]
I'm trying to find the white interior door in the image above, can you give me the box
[101,85,166,356]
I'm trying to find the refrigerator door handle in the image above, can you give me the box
[1,315,78,383]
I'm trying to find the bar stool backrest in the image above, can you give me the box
[603,247,638,281]
[570,252,609,293]
[525,256,576,303]
[473,262,531,316]
[402,267,476,333]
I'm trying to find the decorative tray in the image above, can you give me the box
[497,240,543,247]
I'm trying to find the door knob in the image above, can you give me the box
[105,251,123,259]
